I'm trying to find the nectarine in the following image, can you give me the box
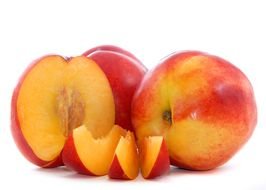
[11,55,115,167]
[132,51,257,170]
[84,45,147,131]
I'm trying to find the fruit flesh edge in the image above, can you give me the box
[62,133,94,175]
[147,138,170,179]
[11,55,67,167]
[141,136,163,178]
[115,132,139,179]
[108,155,127,179]
[74,125,126,176]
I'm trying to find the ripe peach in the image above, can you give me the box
[132,51,257,170]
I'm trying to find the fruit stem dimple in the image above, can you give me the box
[163,110,172,126]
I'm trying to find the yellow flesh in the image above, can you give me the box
[141,136,162,178]
[17,56,115,161]
[74,125,125,175]
[115,132,139,179]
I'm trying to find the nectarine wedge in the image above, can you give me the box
[140,136,170,179]
[108,131,139,180]
[62,125,126,176]
[11,55,115,167]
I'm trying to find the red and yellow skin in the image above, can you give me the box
[84,45,147,131]
[140,136,170,179]
[108,155,127,179]
[11,55,115,168]
[62,133,93,175]
[132,51,257,170]
[83,45,143,65]
[62,125,126,176]
[108,131,139,180]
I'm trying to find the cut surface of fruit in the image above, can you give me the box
[16,55,115,162]
[73,125,126,176]
[109,131,139,179]
[140,136,170,178]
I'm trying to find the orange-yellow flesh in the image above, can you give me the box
[17,55,115,161]
[115,132,139,179]
[64,57,115,138]
[74,125,126,176]
[141,136,163,178]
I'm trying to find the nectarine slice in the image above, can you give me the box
[109,131,139,180]
[12,55,115,166]
[140,136,170,179]
[63,125,126,176]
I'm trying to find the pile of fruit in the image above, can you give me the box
[11,45,257,180]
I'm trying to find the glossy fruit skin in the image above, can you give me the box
[83,45,143,65]
[132,51,257,170]
[62,134,94,175]
[140,138,170,179]
[108,155,129,180]
[11,55,63,167]
[145,139,170,179]
[84,45,147,131]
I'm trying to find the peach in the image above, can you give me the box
[83,45,147,131]
[132,51,257,170]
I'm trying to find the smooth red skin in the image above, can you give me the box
[83,45,144,67]
[108,155,130,180]
[145,139,170,179]
[11,55,64,168]
[84,47,147,131]
[62,134,95,175]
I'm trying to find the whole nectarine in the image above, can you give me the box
[132,51,257,170]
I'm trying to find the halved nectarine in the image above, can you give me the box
[108,131,139,180]
[11,55,115,167]
[140,136,170,179]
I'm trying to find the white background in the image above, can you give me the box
[0,0,266,189]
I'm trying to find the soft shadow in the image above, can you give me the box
[35,166,70,174]
[169,165,233,176]
[34,165,233,181]
[35,166,108,180]
[108,178,135,183]
[35,166,93,179]
[64,172,99,179]
[107,174,169,183]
